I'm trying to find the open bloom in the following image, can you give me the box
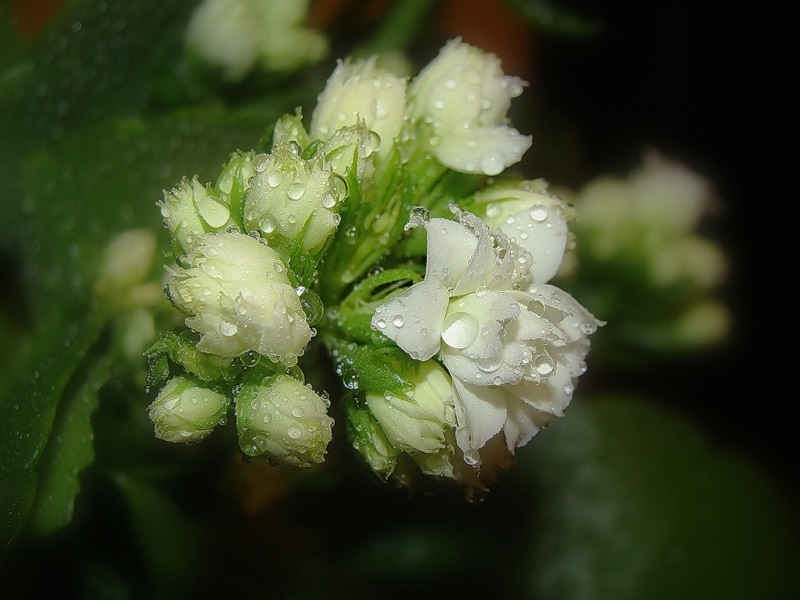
[166,231,311,364]
[371,210,603,462]
[407,38,531,175]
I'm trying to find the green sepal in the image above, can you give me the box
[144,330,238,391]
[325,337,414,397]
[343,392,398,480]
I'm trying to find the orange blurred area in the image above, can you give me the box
[11,0,67,37]
[310,0,537,78]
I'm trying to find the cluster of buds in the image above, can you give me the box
[146,35,603,488]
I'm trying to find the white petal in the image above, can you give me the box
[435,126,531,176]
[503,397,553,452]
[371,279,449,360]
[423,217,478,289]
[442,339,528,387]
[500,204,567,283]
[507,364,575,417]
[451,214,498,296]
[452,377,507,453]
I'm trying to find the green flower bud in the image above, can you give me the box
[235,374,334,467]
[214,150,257,224]
[365,360,456,455]
[148,376,230,443]
[344,395,398,480]
[244,143,345,253]
[166,231,311,364]
[159,176,231,255]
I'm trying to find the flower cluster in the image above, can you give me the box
[146,36,602,487]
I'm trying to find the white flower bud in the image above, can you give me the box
[408,38,531,175]
[310,56,407,159]
[235,375,334,467]
[185,0,327,81]
[244,143,345,253]
[148,376,230,443]
[93,229,159,307]
[472,180,575,282]
[159,176,231,255]
[365,360,456,455]
[345,398,399,480]
[166,232,311,364]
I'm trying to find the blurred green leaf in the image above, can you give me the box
[504,0,603,36]
[0,300,105,551]
[27,353,113,537]
[114,472,202,597]
[517,395,800,600]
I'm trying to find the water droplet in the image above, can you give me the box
[291,406,304,418]
[253,153,269,173]
[259,214,276,234]
[374,318,386,330]
[287,182,306,200]
[530,207,548,222]
[266,170,283,187]
[480,150,505,176]
[441,312,479,349]
[392,315,405,328]
[287,425,303,439]
[321,191,336,209]
[463,450,480,466]
[220,322,238,336]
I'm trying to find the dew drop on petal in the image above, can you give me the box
[441,312,479,349]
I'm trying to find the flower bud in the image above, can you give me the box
[166,231,311,364]
[159,176,231,255]
[365,360,456,455]
[235,374,334,467]
[244,143,345,253]
[345,396,398,480]
[148,376,230,443]
[93,229,160,308]
[185,0,327,82]
[407,38,531,175]
[471,180,575,283]
[310,56,407,159]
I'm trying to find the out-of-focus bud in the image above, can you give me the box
[244,143,346,253]
[166,231,311,364]
[148,375,230,443]
[185,0,327,82]
[235,374,334,467]
[93,228,162,310]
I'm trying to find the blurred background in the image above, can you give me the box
[1,1,797,598]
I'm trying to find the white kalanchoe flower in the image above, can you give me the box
[365,360,457,456]
[407,38,532,176]
[159,176,232,255]
[235,374,334,467]
[185,0,327,82]
[371,210,603,463]
[148,376,230,443]
[166,231,311,364]
[310,56,407,160]
[472,179,575,282]
[244,143,346,253]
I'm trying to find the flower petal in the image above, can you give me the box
[452,377,507,454]
[502,397,554,452]
[500,203,567,283]
[371,279,449,360]
[423,217,478,290]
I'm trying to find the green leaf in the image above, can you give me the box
[0,301,105,551]
[26,353,113,537]
[517,395,800,599]
[114,471,202,597]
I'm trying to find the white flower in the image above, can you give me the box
[148,376,230,443]
[371,210,602,461]
[244,143,346,253]
[159,176,233,255]
[235,374,334,467]
[407,38,532,175]
[310,56,407,159]
[185,0,327,81]
[166,232,311,364]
